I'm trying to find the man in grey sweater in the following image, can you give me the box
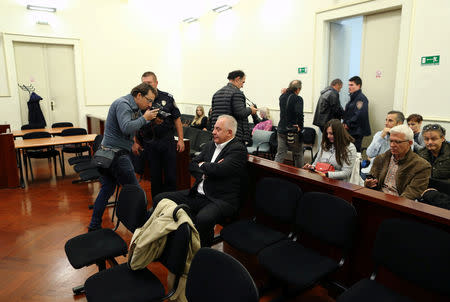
[88,83,159,231]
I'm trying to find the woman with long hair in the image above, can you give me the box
[303,119,357,181]
[190,105,208,130]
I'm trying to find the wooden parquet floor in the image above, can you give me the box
[0,157,334,302]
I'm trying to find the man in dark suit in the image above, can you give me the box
[152,114,248,247]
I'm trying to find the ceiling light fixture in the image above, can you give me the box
[183,17,198,23]
[27,5,56,13]
[212,4,232,13]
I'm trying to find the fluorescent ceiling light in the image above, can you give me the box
[27,5,56,12]
[183,17,198,23]
[212,4,232,13]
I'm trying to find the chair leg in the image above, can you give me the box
[53,156,58,176]
[61,152,65,176]
[24,153,29,181]
[111,185,120,222]
[28,156,34,181]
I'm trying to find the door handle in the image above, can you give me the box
[51,101,54,111]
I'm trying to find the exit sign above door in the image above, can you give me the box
[298,67,307,74]
[421,55,440,65]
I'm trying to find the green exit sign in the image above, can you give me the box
[298,67,307,74]
[421,55,440,65]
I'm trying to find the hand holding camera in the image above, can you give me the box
[143,108,160,121]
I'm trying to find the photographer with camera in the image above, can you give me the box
[134,71,185,199]
[88,83,158,232]
[274,80,304,168]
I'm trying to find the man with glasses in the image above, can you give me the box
[88,83,159,232]
[418,124,450,182]
[364,124,431,200]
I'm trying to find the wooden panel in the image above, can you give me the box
[0,124,10,134]
[0,133,20,188]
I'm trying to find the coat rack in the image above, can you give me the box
[18,83,35,95]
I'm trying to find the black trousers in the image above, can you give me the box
[353,135,363,152]
[144,139,177,199]
[153,190,223,247]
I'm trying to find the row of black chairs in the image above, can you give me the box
[21,126,91,180]
[220,177,450,301]
[21,121,74,130]
[65,184,259,302]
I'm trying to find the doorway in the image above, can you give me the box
[13,42,79,127]
[327,9,402,147]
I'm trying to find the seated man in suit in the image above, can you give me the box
[364,124,431,200]
[152,114,248,247]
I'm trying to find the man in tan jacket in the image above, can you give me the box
[365,124,431,200]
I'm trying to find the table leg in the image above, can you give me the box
[16,149,25,188]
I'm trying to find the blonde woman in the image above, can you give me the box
[190,105,208,130]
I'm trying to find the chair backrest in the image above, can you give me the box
[302,127,316,145]
[116,184,148,233]
[184,127,201,148]
[23,131,51,139]
[194,130,212,150]
[93,134,103,153]
[51,122,73,128]
[251,130,273,147]
[61,127,87,136]
[21,124,42,130]
[159,222,191,281]
[255,177,302,224]
[186,248,259,302]
[373,218,450,296]
[181,114,195,125]
[295,192,357,250]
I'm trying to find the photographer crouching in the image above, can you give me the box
[88,83,158,232]
[134,71,184,199]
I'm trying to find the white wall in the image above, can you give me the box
[1,0,449,133]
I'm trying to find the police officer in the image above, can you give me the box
[134,71,185,199]
[88,83,159,231]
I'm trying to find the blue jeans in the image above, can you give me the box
[89,154,139,229]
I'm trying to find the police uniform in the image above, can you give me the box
[141,90,181,198]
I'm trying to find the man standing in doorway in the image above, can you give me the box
[275,80,304,168]
[210,70,257,144]
[313,78,344,132]
[134,71,185,199]
[343,76,371,152]
[88,83,159,231]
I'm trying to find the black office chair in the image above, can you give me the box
[60,128,91,174]
[186,248,259,302]
[84,219,192,302]
[220,177,303,255]
[247,130,273,158]
[336,218,450,302]
[302,127,317,163]
[51,122,73,128]
[192,129,212,157]
[22,131,62,180]
[71,135,104,184]
[258,192,357,301]
[21,124,43,130]
[64,184,148,295]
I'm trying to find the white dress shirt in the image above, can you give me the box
[197,138,233,195]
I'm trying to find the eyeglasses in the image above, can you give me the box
[143,95,153,103]
[423,124,446,135]
[389,139,409,145]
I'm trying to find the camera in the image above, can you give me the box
[150,103,171,119]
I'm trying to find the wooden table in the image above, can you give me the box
[14,134,97,187]
[12,127,73,137]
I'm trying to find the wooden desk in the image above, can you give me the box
[0,133,20,188]
[14,134,97,187]
[239,155,450,301]
[12,127,73,137]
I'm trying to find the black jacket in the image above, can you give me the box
[420,190,450,210]
[418,141,450,181]
[27,92,46,128]
[277,91,304,135]
[343,89,371,137]
[189,138,248,217]
[313,86,343,129]
[210,83,252,143]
